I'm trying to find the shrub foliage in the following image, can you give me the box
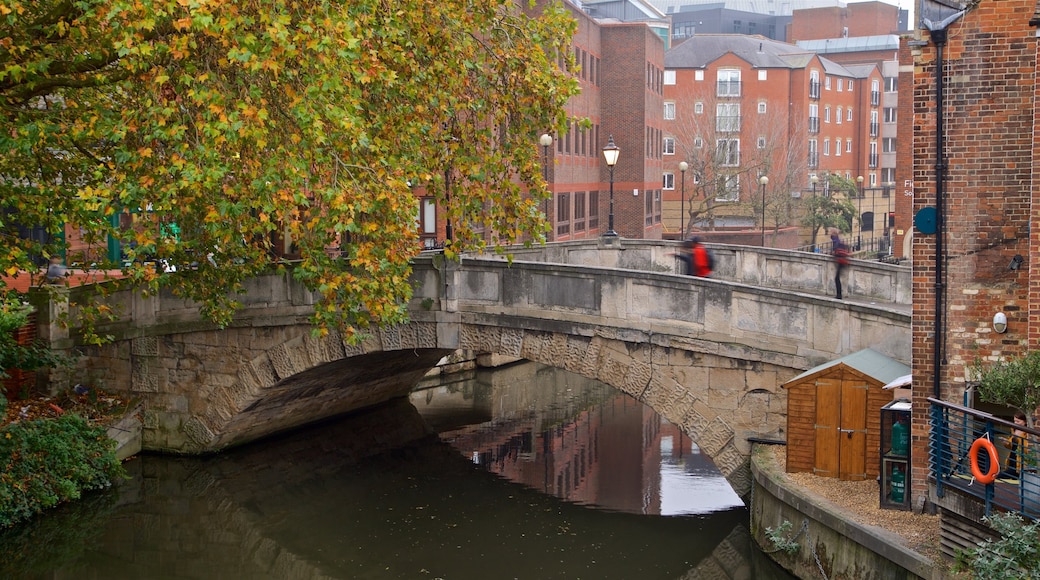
[0,414,126,528]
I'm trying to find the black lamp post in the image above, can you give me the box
[602,135,620,237]
[759,175,768,247]
[856,175,863,251]
[679,161,688,238]
[540,133,553,241]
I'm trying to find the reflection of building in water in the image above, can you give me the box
[415,361,743,516]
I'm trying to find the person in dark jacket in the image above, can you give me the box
[830,228,849,299]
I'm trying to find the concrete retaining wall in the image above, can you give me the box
[750,444,940,580]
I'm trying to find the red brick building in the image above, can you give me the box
[908,0,1038,517]
[542,2,670,241]
[663,35,882,242]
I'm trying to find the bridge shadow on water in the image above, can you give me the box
[0,394,794,580]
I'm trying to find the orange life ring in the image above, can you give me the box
[969,437,1000,484]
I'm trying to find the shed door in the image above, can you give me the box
[813,376,869,480]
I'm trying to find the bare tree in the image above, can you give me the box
[669,90,808,241]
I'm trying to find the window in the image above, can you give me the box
[717,69,741,97]
[758,101,767,114]
[694,101,704,114]
[883,137,896,153]
[419,198,437,248]
[825,76,831,90]
[589,191,599,229]
[881,168,895,184]
[664,102,675,120]
[694,137,704,148]
[757,136,766,149]
[663,172,675,190]
[716,103,740,132]
[885,77,897,92]
[556,193,570,236]
[824,106,831,123]
[758,70,768,81]
[848,79,854,91]
[837,78,843,92]
[847,107,853,122]
[823,138,830,156]
[835,141,841,157]
[884,108,897,123]
[663,136,675,155]
[846,138,853,153]
[808,139,818,168]
[695,70,704,81]
[715,174,740,201]
[664,70,676,85]
[716,138,740,166]
[573,192,586,232]
[836,107,843,124]
[809,70,820,99]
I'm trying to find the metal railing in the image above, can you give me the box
[929,397,1040,520]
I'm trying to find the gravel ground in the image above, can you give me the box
[768,446,947,566]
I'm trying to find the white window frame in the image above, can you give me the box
[663,172,675,190]
[664,70,676,85]
[847,107,853,122]
[695,70,704,81]
[758,101,767,114]
[663,136,675,155]
[716,138,740,167]
[836,106,843,124]
[717,69,741,97]
[716,174,740,202]
[664,102,675,120]
[694,101,704,114]
[757,136,766,149]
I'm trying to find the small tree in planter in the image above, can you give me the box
[974,352,1040,509]
[974,351,1040,428]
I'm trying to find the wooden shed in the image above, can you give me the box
[784,348,910,480]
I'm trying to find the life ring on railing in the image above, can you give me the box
[969,437,1000,484]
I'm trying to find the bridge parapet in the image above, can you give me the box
[474,240,911,306]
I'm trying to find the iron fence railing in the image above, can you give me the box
[929,397,1040,520]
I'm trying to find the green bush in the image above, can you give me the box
[961,512,1040,579]
[0,414,127,528]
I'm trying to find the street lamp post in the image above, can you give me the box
[679,161,688,238]
[540,133,553,241]
[810,175,819,250]
[856,175,863,251]
[602,135,620,237]
[759,175,769,247]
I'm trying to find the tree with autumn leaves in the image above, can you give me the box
[0,0,579,339]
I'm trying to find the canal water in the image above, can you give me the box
[0,361,794,579]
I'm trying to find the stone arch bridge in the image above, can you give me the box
[31,240,910,495]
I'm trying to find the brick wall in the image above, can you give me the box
[2,312,37,400]
[909,1,1037,509]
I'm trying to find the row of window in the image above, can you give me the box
[554,189,663,236]
[568,46,600,87]
[556,122,602,157]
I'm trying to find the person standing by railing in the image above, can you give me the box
[1000,411,1032,479]
[830,228,850,300]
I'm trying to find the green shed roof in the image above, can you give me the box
[785,348,910,387]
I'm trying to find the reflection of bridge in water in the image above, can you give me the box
[413,361,744,516]
[33,240,911,495]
